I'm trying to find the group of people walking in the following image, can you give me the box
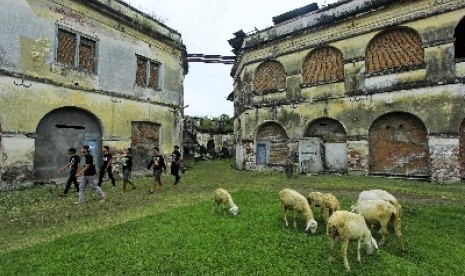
[58,145,182,204]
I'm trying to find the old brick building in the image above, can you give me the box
[0,0,187,183]
[229,0,465,182]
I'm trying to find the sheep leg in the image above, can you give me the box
[322,207,330,226]
[357,239,362,263]
[394,215,405,250]
[380,221,389,246]
[282,206,289,227]
[341,239,351,271]
[328,236,335,262]
[293,210,297,229]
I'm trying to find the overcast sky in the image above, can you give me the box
[124,0,337,117]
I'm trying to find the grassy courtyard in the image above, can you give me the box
[1,160,465,275]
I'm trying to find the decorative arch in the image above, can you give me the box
[34,107,102,178]
[365,28,424,75]
[369,112,429,176]
[304,118,347,143]
[302,47,344,85]
[303,118,347,172]
[253,61,286,94]
[454,17,465,60]
[256,121,289,166]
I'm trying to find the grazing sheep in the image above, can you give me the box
[327,210,379,272]
[356,189,400,212]
[306,192,340,227]
[213,188,239,216]
[279,188,318,233]
[351,199,404,250]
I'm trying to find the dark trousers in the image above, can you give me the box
[64,170,79,194]
[171,162,180,183]
[98,166,115,186]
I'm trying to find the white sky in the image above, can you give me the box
[124,0,337,117]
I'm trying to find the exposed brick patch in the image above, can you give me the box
[149,61,159,89]
[253,61,286,94]
[366,28,424,75]
[369,113,429,176]
[131,122,161,170]
[302,47,344,85]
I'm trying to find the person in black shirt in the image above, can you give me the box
[146,147,166,193]
[76,145,106,204]
[58,147,80,196]
[170,145,182,185]
[121,148,136,192]
[98,145,116,187]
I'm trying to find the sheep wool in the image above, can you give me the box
[306,192,340,227]
[327,210,378,272]
[213,188,239,216]
[279,188,318,233]
[357,189,401,215]
[352,199,404,250]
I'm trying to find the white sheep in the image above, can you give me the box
[356,189,400,211]
[213,188,239,216]
[351,199,404,250]
[327,210,379,272]
[306,192,340,227]
[279,188,318,233]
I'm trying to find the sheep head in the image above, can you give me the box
[229,205,239,216]
[365,236,379,255]
[305,219,318,234]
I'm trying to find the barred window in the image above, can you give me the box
[136,55,161,89]
[57,29,96,72]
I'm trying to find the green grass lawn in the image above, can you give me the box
[1,160,465,275]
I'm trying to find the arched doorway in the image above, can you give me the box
[302,118,347,173]
[34,107,102,178]
[454,17,465,60]
[369,112,429,177]
[256,122,288,166]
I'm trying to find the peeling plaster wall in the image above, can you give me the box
[231,0,465,182]
[0,0,186,184]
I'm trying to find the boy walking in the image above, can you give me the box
[146,147,166,193]
[170,145,182,185]
[76,145,106,204]
[121,148,136,192]
[98,145,116,187]
[58,148,80,196]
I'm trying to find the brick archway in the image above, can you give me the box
[256,122,288,166]
[302,47,344,85]
[369,112,429,176]
[253,61,286,94]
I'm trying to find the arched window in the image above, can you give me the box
[253,61,286,94]
[454,17,465,60]
[365,28,424,75]
[302,47,344,85]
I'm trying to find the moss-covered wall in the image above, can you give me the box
[231,0,465,182]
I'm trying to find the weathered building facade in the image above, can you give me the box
[229,0,465,182]
[0,0,187,183]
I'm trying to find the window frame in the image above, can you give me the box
[135,54,162,90]
[56,27,98,73]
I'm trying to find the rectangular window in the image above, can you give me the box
[149,61,160,89]
[57,28,96,72]
[136,55,161,89]
[136,56,147,86]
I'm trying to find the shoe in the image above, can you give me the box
[99,197,107,203]
[59,192,66,197]
[148,191,154,194]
